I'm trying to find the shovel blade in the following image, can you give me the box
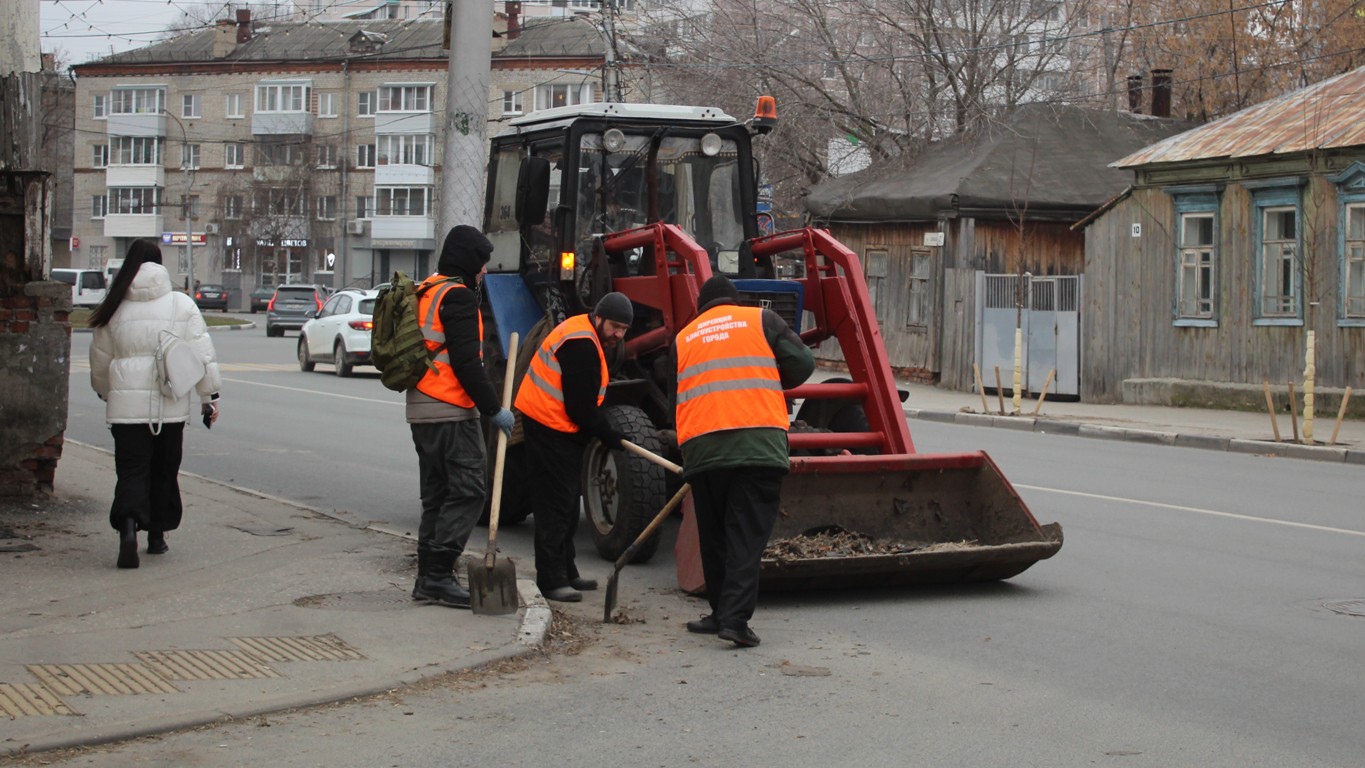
[469,556,519,615]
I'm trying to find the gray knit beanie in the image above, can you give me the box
[592,292,634,325]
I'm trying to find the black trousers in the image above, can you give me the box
[523,417,586,590]
[690,466,784,630]
[109,422,185,533]
[410,419,486,556]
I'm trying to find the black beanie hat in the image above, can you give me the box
[592,292,634,325]
[437,225,494,281]
[697,274,740,311]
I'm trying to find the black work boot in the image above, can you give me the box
[117,518,139,569]
[414,548,470,609]
[686,614,720,634]
[411,543,431,600]
[718,623,761,648]
[147,531,168,555]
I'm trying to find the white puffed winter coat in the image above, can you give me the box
[90,262,223,424]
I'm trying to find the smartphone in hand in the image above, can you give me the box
[202,405,213,429]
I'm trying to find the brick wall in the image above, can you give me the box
[0,280,71,496]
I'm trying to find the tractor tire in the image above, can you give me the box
[583,404,666,563]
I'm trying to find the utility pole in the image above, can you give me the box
[438,1,493,237]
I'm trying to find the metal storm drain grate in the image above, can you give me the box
[1323,599,1365,617]
[26,662,180,696]
[229,634,366,663]
[0,683,77,717]
[134,649,282,681]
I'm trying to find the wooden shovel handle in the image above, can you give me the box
[621,439,683,475]
[613,482,691,571]
[484,332,519,570]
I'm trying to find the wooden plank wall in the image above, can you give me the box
[939,268,978,390]
[1082,180,1365,402]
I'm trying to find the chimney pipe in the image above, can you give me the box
[1127,75,1143,113]
[236,9,253,44]
[1151,69,1173,118]
[507,2,521,40]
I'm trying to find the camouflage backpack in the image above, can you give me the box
[370,271,457,392]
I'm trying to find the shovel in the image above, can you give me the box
[603,440,688,623]
[470,332,520,616]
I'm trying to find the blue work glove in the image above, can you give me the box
[490,408,515,438]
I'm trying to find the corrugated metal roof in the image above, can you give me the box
[1114,66,1365,168]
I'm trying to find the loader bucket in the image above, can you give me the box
[674,452,1062,594]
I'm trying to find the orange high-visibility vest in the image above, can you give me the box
[414,276,481,408]
[675,305,787,444]
[514,314,607,433]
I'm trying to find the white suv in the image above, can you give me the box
[297,289,379,377]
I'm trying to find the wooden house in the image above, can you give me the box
[805,104,1189,390]
[1081,68,1365,414]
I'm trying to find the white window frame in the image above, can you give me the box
[182,93,201,119]
[318,92,338,118]
[502,90,523,116]
[1342,201,1365,321]
[534,82,596,111]
[317,144,338,169]
[378,84,432,112]
[109,187,161,215]
[91,144,108,168]
[111,87,166,115]
[225,92,245,118]
[1176,212,1217,323]
[93,94,107,119]
[1253,193,1301,323]
[225,143,245,169]
[358,91,376,117]
[355,195,373,219]
[317,195,338,221]
[91,195,107,219]
[376,134,432,166]
[374,186,430,216]
[181,143,201,170]
[255,82,311,113]
[110,136,162,165]
[356,144,376,168]
[224,194,244,220]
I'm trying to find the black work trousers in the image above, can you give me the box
[109,422,185,533]
[523,417,586,591]
[690,466,784,630]
[410,419,486,556]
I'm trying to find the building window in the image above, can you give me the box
[89,244,107,269]
[91,195,107,219]
[356,144,376,168]
[109,187,160,215]
[181,144,201,170]
[907,249,932,327]
[111,87,165,115]
[1168,191,1220,326]
[534,83,596,111]
[358,91,376,117]
[355,195,372,219]
[93,94,107,119]
[378,85,431,112]
[91,144,108,168]
[256,82,310,113]
[317,195,337,220]
[225,93,245,118]
[375,187,429,216]
[1343,203,1365,320]
[502,90,523,115]
[225,143,245,169]
[225,194,244,219]
[257,188,307,217]
[182,93,201,119]
[377,134,431,166]
[110,136,162,165]
[316,144,338,169]
[257,141,305,166]
[319,92,338,118]
[1257,203,1300,321]
[188,195,202,218]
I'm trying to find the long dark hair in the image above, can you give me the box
[89,239,163,328]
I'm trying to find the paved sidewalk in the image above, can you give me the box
[0,441,549,758]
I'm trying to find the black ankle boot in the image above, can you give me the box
[117,518,139,569]
[411,543,431,600]
[147,531,168,555]
[412,548,470,608]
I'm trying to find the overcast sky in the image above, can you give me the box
[40,0,186,66]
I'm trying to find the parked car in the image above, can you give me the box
[297,289,379,376]
[50,268,107,308]
[249,286,274,313]
[265,284,328,337]
[194,283,230,311]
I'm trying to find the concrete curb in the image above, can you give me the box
[906,408,1358,465]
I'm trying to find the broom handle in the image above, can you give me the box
[621,439,684,475]
[484,332,519,570]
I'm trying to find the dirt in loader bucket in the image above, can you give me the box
[752,453,1063,591]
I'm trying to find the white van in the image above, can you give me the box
[104,259,124,284]
[51,269,108,308]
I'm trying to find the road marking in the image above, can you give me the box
[1016,483,1365,538]
[221,376,401,405]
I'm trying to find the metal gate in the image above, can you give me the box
[975,273,1082,398]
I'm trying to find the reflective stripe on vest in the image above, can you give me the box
[514,314,606,434]
[414,276,481,408]
[675,305,787,444]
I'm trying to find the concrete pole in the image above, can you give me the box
[438,0,493,239]
[0,0,40,76]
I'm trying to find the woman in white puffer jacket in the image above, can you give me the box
[89,239,222,569]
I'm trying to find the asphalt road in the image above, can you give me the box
[52,327,1365,767]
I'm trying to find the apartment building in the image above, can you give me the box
[68,10,613,299]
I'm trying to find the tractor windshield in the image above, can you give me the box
[577,132,745,269]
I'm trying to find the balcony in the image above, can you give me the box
[369,216,435,249]
[105,165,164,187]
[374,164,435,186]
[103,214,164,238]
[374,112,434,135]
[106,113,166,138]
[252,112,314,136]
